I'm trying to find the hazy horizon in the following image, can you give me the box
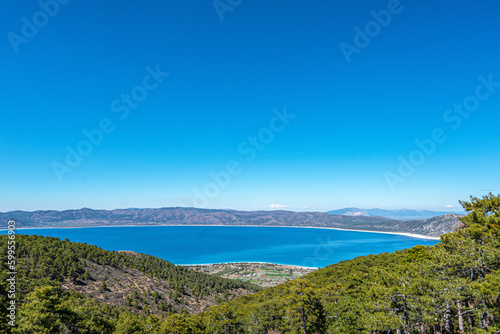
[0,204,465,214]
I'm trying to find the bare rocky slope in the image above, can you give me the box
[326,213,463,237]
[1,208,463,237]
[3,234,260,318]
[61,257,253,315]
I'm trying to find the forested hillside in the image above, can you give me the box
[189,193,500,333]
[0,234,259,333]
[1,193,498,333]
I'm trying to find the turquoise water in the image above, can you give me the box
[2,226,439,268]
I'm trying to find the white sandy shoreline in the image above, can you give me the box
[2,224,441,240]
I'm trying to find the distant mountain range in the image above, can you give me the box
[1,207,464,237]
[326,207,464,220]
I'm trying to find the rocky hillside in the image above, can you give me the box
[405,214,464,237]
[327,213,463,238]
[1,234,259,317]
[62,256,253,315]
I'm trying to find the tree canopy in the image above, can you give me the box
[1,193,499,333]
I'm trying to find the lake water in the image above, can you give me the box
[3,226,439,268]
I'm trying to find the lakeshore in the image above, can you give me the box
[7,224,441,240]
[184,262,317,287]
[1,225,440,268]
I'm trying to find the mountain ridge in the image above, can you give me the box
[1,207,462,237]
[326,207,464,220]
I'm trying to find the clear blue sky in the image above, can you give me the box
[1,0,499,212]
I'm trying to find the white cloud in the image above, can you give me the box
[445,205,454,208]
[264,204,290,209]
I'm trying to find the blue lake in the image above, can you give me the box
[2,226,439,268]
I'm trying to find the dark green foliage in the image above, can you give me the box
[188,193,500,333]
[14,286,117,333]
[0,232,259,333]
[2,193,499,333]
[0,233,259,296]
